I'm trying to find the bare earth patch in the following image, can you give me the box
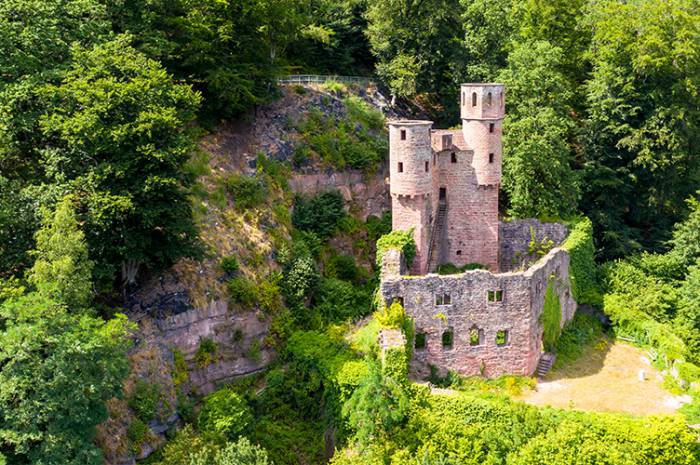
[519,340,690,415]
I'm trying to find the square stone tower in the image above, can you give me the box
[388,84,505,274]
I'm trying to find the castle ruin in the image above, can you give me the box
[380,84,577,378]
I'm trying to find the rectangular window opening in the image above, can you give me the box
[489,123,495,133]
[451,152,457,163]
[415,332,427,350]
[488,290,503,302]
[496,330,509,346]
[442,329,454,349]
[425,161,429,172]
[400,129,406,140]
[398,162,403,173]
[489,153,495,163]
[435,293,451,306]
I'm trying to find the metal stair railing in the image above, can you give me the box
[426,201,447,273]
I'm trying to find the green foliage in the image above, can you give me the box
[172,348,189,387]
[295,105,388,172]
[436,262,486,274]
[221,174,268,210]
[37,35,202,287]
[365,212,392,244]
[313,278,372,322]
[325,253,360,282]
[228,276,258,308]
[220,255,240,275]
[342,361,410,449]
[498,40,579,219]
[541,279,562,352]
[670,192,700,268]
[0,292,133,463]
[127,418,149,452]
[0,178,44,277]
[581,0,700,259]
[247,340,262,363]
[376,230,416,269]
[27,196,94,310]
[195,337,219,368]
[562,218,601,306]
[292,191,346,240]
[553,312,605,369]
[128,379,161,423]
[198,389,253,441]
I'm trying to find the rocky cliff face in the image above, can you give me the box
[99,83,393,464]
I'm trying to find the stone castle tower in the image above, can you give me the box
[389,84,505,274]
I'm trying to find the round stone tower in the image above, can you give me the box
[388,120,434,274]
[460,84,505,186]
[389,121,433,196]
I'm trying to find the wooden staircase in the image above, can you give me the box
[535,352,556,378]
[426,201,447,273]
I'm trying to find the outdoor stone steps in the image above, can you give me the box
[535,353,556,377]
[427,203,448,272]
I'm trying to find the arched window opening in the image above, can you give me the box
[472,92,477,107]
[487,92,492,106]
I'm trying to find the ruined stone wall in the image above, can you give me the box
[499,219,569,272]
[379,244,576,378]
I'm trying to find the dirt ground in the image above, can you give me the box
[519,340,691,415]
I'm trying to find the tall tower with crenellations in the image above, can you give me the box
[388,84,505,274]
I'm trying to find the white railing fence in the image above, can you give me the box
[278,74,377,86]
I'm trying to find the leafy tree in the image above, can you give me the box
[497,40,579,218]
[669,192,700,267]
[0,293,132,463]
[198,389,254,441]
[458,0,516,82]
[26,197,94,310]
[342,362,410,449]
[365,0,464,116]
[677,261,700,363]
[189,437,271,465]
[0,178,44,277]
[39,36,201,288]
[581,0,700,259]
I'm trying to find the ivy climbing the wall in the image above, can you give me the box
[562,218,601,306]
[541,278,562,352]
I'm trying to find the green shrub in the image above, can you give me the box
[313,278,372,322]
[541,278,562,352]
[258,274,283,313]
[320,80,346,94]
[325,254,360,282]
[553,312,604,368]
[227,276,258,307]
[172,348,189,387]
[562,218,601,305]
[365,212,392,242]
[127,418,149,451]
[437,262,486,274]
[219,255,239,275]
[195,337,218,368]
[198,388,253,441]
[293,84,307,95]
[247,340,262,363]
[376,229,416,269]
[221,173,267,210]
[344,95,385,131]
[292,191,346,239]
[128,380,160,422]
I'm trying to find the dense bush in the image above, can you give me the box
[220,255,240,275]
[198,389,253,441]
[312,278,372,322]
[228,276,258,307]
[221,174,268,210]
[128,380,160,423]
[292,191,346,240]
[376,230,416,269]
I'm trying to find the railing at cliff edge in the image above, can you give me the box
[278,74,377,86]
